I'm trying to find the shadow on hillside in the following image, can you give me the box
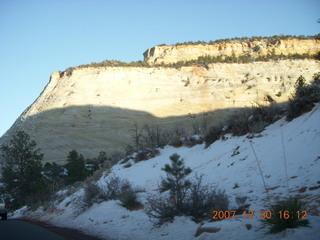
[0,102,287,163]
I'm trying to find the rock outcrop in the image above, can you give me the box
[144,39,320,64]
[0,39,319,167]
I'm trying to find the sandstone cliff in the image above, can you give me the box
[0,38,319,166]
[144,39,320,64]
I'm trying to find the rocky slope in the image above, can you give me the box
[0,39,319,166]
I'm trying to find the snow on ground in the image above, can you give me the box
[16,104,320,239]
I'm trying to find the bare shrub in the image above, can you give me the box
[142,124,164,150]
[130,121,144,151]
[101,174,132,200]
[192,119,207,135]
[286,97,316,121]
[88,168,104,182]
[108,150,125,166]
[187,176,229,222]
[170,135,183,147]
[145,194,178,226]
[248,120,267,133]
[204,126,222,148]
[83,181,101,208]
[226,110,251,136]
[182,136,203,148]
[134,149,160,163]
[233,196,250,214]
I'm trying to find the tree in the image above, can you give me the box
[1,131,46,208]
[97,151,109,167]
[294,75,307,98]
[130,121,144,151]
[64,150,88,184]
[160,154,192,212]
[43,162,65,191]
[312,72,320,85]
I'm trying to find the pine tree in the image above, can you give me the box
[1,131,46,208]
[43,162,65,190]
[64,150,88,184]
[294,75,307,98]
[160,153,192,212]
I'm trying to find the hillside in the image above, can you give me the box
[15,103,320,240]
[0,37,319,167]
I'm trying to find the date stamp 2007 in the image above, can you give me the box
[212,210,308,220]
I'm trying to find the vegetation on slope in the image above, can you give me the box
[168,34,320,46]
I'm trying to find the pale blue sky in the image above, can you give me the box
[0,0,319,136]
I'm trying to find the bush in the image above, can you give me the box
[82,174,140,210]
[233,196,250,214]
[187,176,229,222]
[83,181,101,208]
[101,174,132,200]
[204,104,284,147]
[145,194,178,226]
[134,149,160,163]
[170,135,183,147]
[286,97,315,121]
[182,136,203,148]
[226,111,251,136]
[262,198,309,234]
[204,126,222,147]
[119,191,142,210]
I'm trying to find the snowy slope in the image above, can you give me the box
[17,104,320,240]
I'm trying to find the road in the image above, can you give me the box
[0,219,103,240]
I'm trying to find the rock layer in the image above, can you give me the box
[144,39,320,64]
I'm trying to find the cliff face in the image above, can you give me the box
[144,39,320,64]
[1,59,318,165]
[0,37,319,166]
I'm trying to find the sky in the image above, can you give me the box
[0,0,319,137]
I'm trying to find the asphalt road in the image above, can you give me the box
[0,219,103,240]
